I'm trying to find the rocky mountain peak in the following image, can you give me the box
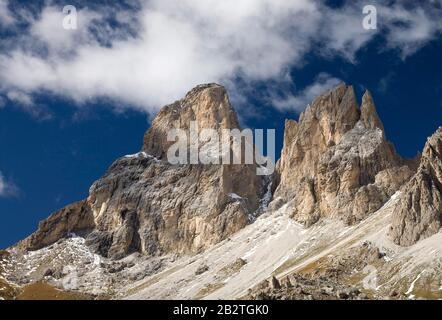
[143,83,240,159]
[422,127,442,167]
[389,127,442,246]
[271,83,412,226]
[298,83,360,147]
[360,90,385,133]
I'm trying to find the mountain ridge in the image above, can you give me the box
[1,83,441,300]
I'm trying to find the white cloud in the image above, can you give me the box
[29,6,100,53]
[0,0,15,26]
[381,4,442,58]
[5,89,52,120]
[0,0,440,115]
[270,74,342,112]
[320,4,375,62]
[0,171,18,198]
[318,1,442,61]
[0,0,320,112]
[6,90,34,106]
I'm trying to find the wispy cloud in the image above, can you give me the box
[0,0,15,26]
[6,90,34,106]
[0,0,440,115]
[270,74,342,112]
[0,171,18,198]
[6,90,52,120]
[381,3,442,58]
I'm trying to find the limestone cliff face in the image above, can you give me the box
[270,84,413,226]
[143,84,241,158]
[22,200,94,251]
[389,128,442,246]
[274,84,359,201]
[21,84,264,259]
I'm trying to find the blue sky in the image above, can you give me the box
[0,0,441,248]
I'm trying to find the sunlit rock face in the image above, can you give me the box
[389,128,442,246]
[270,84,414,226]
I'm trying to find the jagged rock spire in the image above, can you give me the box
[360,90,385,133]
[271,83,411,226]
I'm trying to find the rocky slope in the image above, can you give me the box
[1,83,441,300]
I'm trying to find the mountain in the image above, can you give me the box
[0,83,441,300]
[19,84,266,260]
[389,128,442,246]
